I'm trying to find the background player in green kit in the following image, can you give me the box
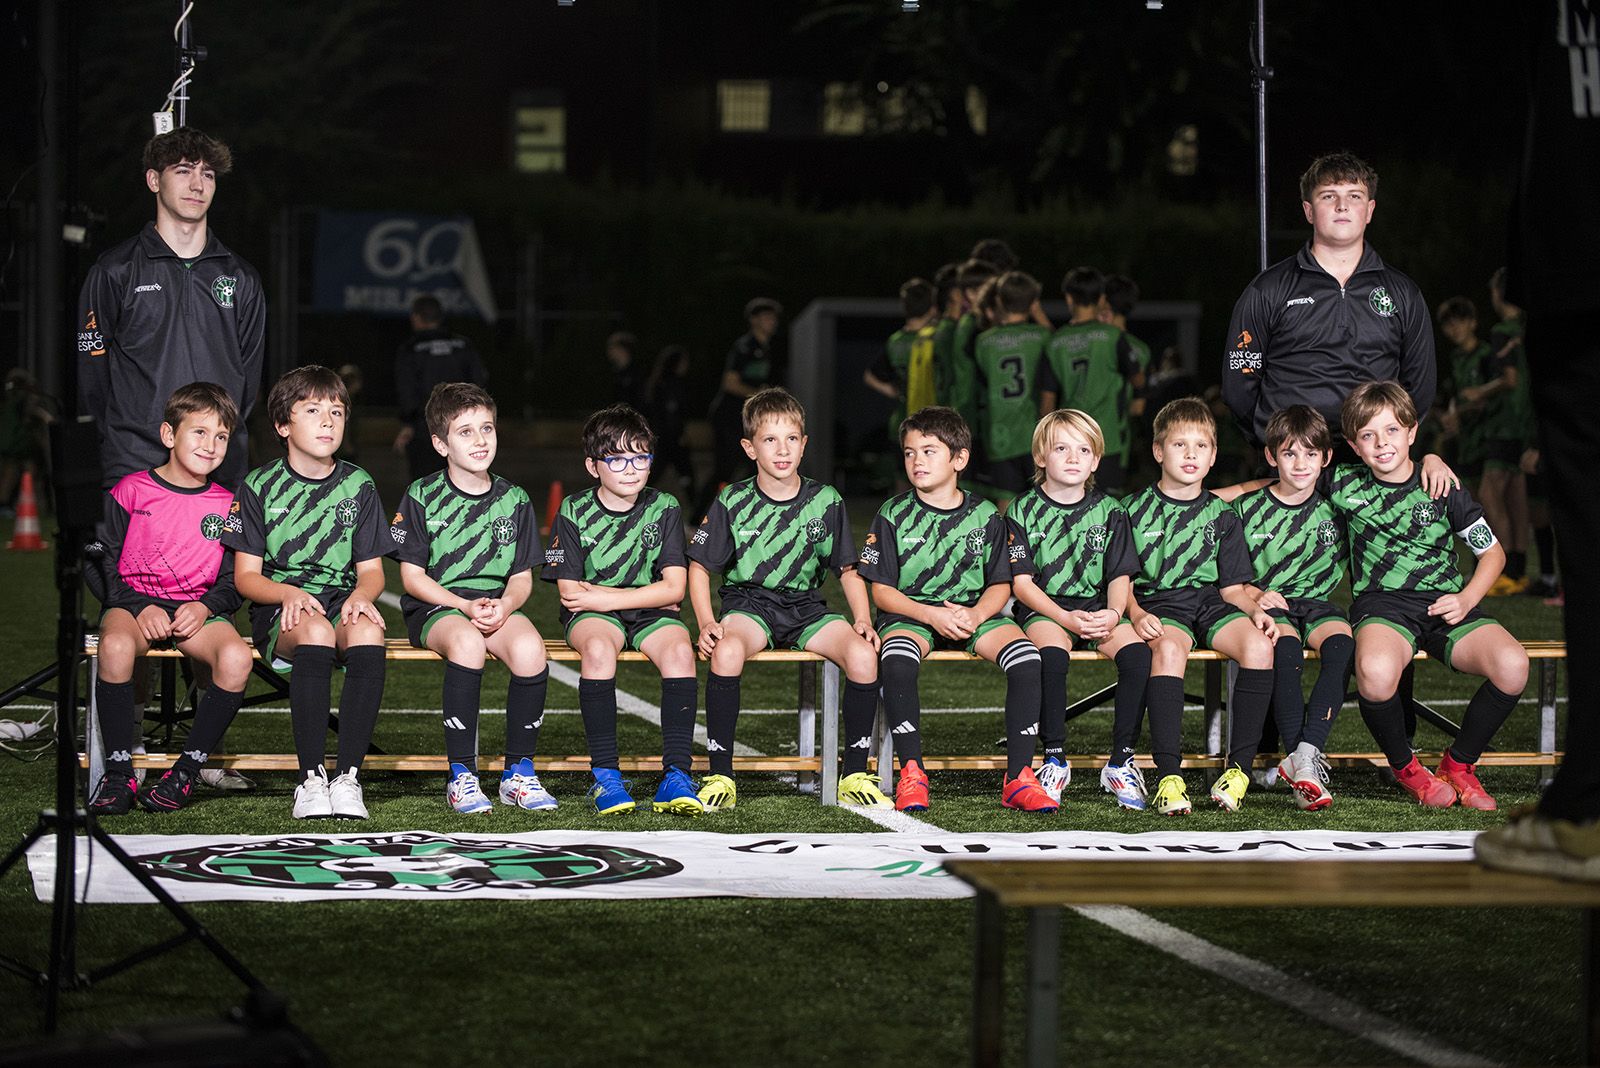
[224,366,390,820]
[393,383,553,815]
[1124,398,1277,816]
[1008,409,1151,809]
[947,258,999,465]
[1219,406,1354,811]
[543,405,701,816]
[688,388,886,810]
[1338,381,1528,810]
[857,406,1055,814]
[1038,267,1142,494]
[863,278,939,448]
[972,271,1050,503]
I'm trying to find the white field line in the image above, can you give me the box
[850,780,1494,1065]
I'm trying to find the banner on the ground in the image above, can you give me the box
[27,830,1478,904]
[311,210,497,322]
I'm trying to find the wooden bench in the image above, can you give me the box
[944,857,1600,1067]
[78,636,1566,807]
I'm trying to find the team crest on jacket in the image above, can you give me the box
[211,275,237,309]
[335,498,359,528]
[805,518,827,544]
[200,514,224,541]
[491,516,516,545]
[641,523,661,548]
[1368,286,1396,317]
[1086,525,1110,552]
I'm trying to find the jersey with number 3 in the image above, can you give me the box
[974,322,1050,461]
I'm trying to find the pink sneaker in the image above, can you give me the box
[1436,752,1497,811]
[1394,757,1457,808]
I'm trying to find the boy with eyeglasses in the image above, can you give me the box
[542,405,702,815]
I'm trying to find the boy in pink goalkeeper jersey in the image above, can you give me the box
[88,383,253,815]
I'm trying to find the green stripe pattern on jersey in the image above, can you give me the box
[858,490,1011,607]
[974,322,1050,461]
[1328,464,1493,596]
[1124,484,1252,595]
[1231,486,1346,599]
[688,478,852,595]
[542,486,683,588]
[1007,486,1138,599]
[230,458,385,596]
[392,471,539,614]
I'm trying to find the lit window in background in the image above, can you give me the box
[513,104,566,173]
[1167,124,1199,175]
[718,80,771,132]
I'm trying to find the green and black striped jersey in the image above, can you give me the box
[1007,487,1139,600]
[1231,485,1346,599]
[1038,321,1140,460]
[1123,485,1253,596]
[688,478,855,606]
[540,486,685,589]
[858,490,1022,607]
[222,457,390,596]
[390,470,541,615]
[1325,463,1496,596]
[973,322,1050,461]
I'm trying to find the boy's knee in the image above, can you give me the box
[215,641,253,688]
[843,643,878,684]
[709,638,750,676]
[1490,645,1529,692]
[297,616,337,646]
[1149,638,1187,675]
[1237,632,1273,670]
[579,641,617,672]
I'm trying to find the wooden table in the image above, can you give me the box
[944,858,1600,1068]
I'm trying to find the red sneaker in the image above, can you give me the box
[1394,757,1457,808]
[1436,752,1497,811]
[1002,767,1059,813]
[895,759,929,812]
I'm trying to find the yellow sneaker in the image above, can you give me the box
[838,771,893,808]
[1209,767,1250,812]
[1485,575,1520,597]
[697,773,737,813]
[1153,774,1192,816]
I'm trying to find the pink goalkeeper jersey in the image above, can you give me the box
[104,470,235,602]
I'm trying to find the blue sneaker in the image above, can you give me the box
[499,758,558,811]
[651,766,705,817]
[447,763,493,815]
[587,767,637,815]
[1099,761,1148,812]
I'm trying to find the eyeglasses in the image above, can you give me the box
[599,453,653,472]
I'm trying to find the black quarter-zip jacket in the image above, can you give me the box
[1222,242,1435,449]
[76,222,265,488]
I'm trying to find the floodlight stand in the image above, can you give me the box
[0,515,274,1035]
[1252,0,1273,272]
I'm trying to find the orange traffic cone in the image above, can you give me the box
[540,480,563,537]
[7,471,48,551]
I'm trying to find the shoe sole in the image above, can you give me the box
[698,799,735,813]
[450,803,493,815]
[1210,791,1243,813]
[1290,780,1333,811]
[652,799,704,816]
[501,798,559,811]
[594,800,637,815]
[293,810,334,819]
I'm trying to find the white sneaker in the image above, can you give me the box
[1036,758,1072,803]
[199,767,257,791]
[498,760,558,811]
[132,742,147,785]
[1285,742,1333,811]
[328,767,369,819]
[1099,761,1148,811]
[447,763,493,814]
[292,767,333,819]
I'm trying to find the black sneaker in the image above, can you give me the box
[1525,577,1560,598]
[88,773,138,816]
[138,765,198,813]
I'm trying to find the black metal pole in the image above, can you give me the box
[176,1,191,127]
[1253,0,1271,272]
[34,0,61,403]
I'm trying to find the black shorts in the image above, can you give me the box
[561,606,688,651]
[250,589,349,671]
[403,585,514,648]
[1094,453,1127,495]
[1012,593,1106,631]
[1482,437,1524,470]
[719,587,844,650]
[1136,586,1244,647]
[876,611,1013,654]
[1264,596,1348,639]
[100,597,234,646]
[1350,589,1496,668]
[985,455,1035,496]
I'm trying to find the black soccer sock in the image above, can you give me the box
[660,676,698,772]
[1109,644,1152,766]
[1534,525,1557,582]
[288,645,336,776]
[176,684,246,769]
[1145,674,1184,777]
[704,671,741,777]
[504,668,549,766]
[1000,638,1043,778]
[1225,667,1275,773]
[841,678,880,775]
[1450,679,1522,764]
[1358,693,1414,769]
[97,677,137,776]
[879,635,924,766]
[441,661,484,770]
[1038,646,1070,762]
[1269,635,1307,750]
[579,677,620,771]
[1506,549,1527,581]
[1301,634,1354,750]
[335,646,386,772]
